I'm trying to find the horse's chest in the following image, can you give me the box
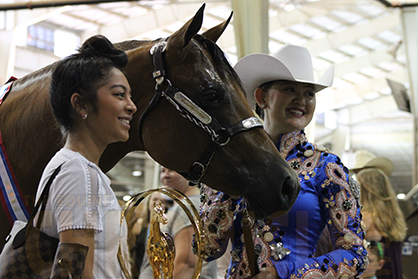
[150,238,167,250]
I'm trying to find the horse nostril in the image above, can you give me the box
[282,175,299,208]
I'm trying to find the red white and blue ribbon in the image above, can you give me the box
[0,77,30,224]
[0,77,16,105]
[0,133,30,224]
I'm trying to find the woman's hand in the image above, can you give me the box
[251,266,280,279]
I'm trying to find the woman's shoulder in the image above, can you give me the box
[50,148,85,166]
[40,149,80,177]
[312,143,338,161]
[310,144,361,198]
[312,144,350,173]
[59,149,105,173]
[45,148,105,183]
[57,150,90,173]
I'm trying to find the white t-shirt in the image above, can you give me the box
[35,148,129,278]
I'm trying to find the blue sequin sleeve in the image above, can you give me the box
[274,153,369,278]
[195,130,369,279]
[197,185,245,261]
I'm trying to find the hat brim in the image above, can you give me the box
[234,53,334,109]
[350,157,394,176]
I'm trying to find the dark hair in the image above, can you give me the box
[254,80,278,119]
[49,35,128,132]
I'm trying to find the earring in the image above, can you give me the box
[259,104,266,109]
[82,114,87,120]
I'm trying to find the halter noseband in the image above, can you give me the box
[138,40,263,185]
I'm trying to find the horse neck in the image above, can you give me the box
[99,43,156,171]
[149,212,163,242]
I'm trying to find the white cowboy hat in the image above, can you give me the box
[233,44,335,109]
[350,149,394,176]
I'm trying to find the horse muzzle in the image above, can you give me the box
[246,171,300,220]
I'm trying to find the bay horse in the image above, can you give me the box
[0,4,300,247]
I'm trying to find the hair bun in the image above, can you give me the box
[79,35,128,68]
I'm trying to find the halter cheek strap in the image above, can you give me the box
[138,40,263,185]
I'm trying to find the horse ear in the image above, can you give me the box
[201,11,233,43]
[168,3,205,49]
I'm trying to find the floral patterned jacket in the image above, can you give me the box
[196,131,369,279]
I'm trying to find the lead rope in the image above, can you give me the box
[242,208,259,277]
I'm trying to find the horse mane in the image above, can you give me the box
[114,39,158,51]
[16,61,58,85]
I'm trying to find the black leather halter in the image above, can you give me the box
[138,40,263,185]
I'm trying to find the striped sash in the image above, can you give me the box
[0,77,31,224]
[0,77,16,105]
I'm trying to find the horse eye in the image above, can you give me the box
[202,90,223,103]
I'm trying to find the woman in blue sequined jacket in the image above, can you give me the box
[195,44,369,279]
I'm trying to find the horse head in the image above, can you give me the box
[103,4,300,219]
[0,4,300,246]
[151,201,168,226]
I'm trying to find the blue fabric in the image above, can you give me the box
[198,130,368,278]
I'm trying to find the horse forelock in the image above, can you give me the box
[193,35,239,81]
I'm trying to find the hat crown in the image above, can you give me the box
[351,149,394,176]
[273,45,315,82]
[233,44,335,109]
[355,150,377,164]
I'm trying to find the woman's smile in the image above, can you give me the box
[287,107,305,117]
[118,117,132,128]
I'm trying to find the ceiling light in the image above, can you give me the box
[363,92,380,100]
[380,87,392,95]
[338,44,366,57]
[359,67,386,78]
[324,110,337,130]
[378,61,403,72]
[269,29,307,45]
[377,30,402,43]
[331,10,363,24]
[357,37,384,50]
[284,4,295,12]
[309,15,342,32]
[318,50,349,64]
[347,97,364,105]
[132,170,142,177]
[342,73,368,84]
[356,3,385,17]
[290,24,325,39]
[397,193,406,200]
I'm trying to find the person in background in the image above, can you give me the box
[196,44,368,278]
[361,241,385,279]
[35,35,137,278]
[351,149,407,279]
[139,167,220,279]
